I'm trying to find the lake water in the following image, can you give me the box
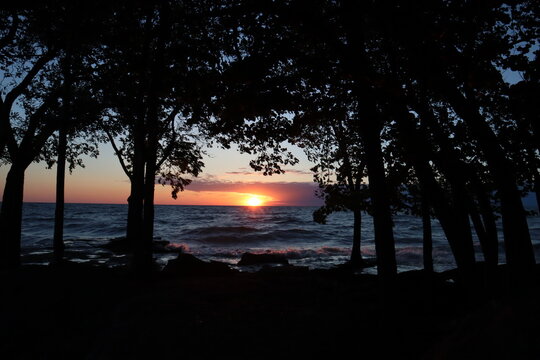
[20,202,540,274]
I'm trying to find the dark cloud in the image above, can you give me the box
[223,168,312,176]
[282,168,313,175]
[224,171,256,175]
[186,179,323,206]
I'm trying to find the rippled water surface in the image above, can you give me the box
[20,203,540,273]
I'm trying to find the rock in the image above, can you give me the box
[237,252,289,266]
[163,253,237,276]
[335,258,377,271]
[100,237,131,252]
[153,240,179,253]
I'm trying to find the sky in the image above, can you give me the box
[0,142,324,207]
[0,57,529,207]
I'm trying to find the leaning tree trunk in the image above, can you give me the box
[414,95,498,268]
[391,97,476,272]
[0,164,26,268]
[444,82,535,270]
[468,193,498,267]
[478,195,499,266]
[53,126,67,262]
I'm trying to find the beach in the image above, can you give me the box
[1,261,539,359]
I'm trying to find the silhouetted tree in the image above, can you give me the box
[99,0,228,272]
[217,0,400,279]
[291,76,370,267]
[0,7,62,267]
[384,0,535,272]
[0,3,109,267]
[47,3,107,263]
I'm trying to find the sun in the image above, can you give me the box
[245,196,264,206]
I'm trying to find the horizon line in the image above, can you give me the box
[16,201,320,207]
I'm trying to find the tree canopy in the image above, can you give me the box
[0,0,538,281]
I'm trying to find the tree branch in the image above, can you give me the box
[4,50,56,109]
[105,128,132,179]
[155,108,180,169]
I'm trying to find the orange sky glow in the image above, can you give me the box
[0,144,323,206]
[19,180,312,206]
[3,164,321,206]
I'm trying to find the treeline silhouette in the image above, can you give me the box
[0,0,538,283]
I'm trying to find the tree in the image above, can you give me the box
[293,77,370,268]
[215,0,400,280]
[0,7,62,267]
[0,3,109,267]
[391,0,535,271]
[46,3,108,263]
[99,0,228,272]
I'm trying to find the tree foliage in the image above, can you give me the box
[0,0,537,280]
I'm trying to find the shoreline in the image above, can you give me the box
[1,262,539,359]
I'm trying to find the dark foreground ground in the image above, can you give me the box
[1,262,539,359]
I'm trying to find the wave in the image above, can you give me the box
[193,235,260,245]
[200,246,353,260]
[270,228,314,235]
[65,222,92,229]
[188,228,318,245]
[186,246,371,270]
[184,226,259,236]
[274,217,306,225]
[17,203,540,271]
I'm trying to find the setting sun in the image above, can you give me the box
[245,195,264,206]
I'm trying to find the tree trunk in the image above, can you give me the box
[350,209,363,266]
[53,127,67,262]
[535,177,540,212]
[450,187,476,266]
[126,180,144,243]
[421,188,433,273]
[138,112,158,273]
[469,203,489,262]
[140,156,156,272]
[392,98,476,272]
[337,0,397,281]
[131,115,147,269]
[124,117,146,251]
[0,165,26,268]
[479,202,499,266]
[470,186,499,267]
[445,83,535,269]
[413,96,496,269]
[363,123,397,280]
[423,177,476,271]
